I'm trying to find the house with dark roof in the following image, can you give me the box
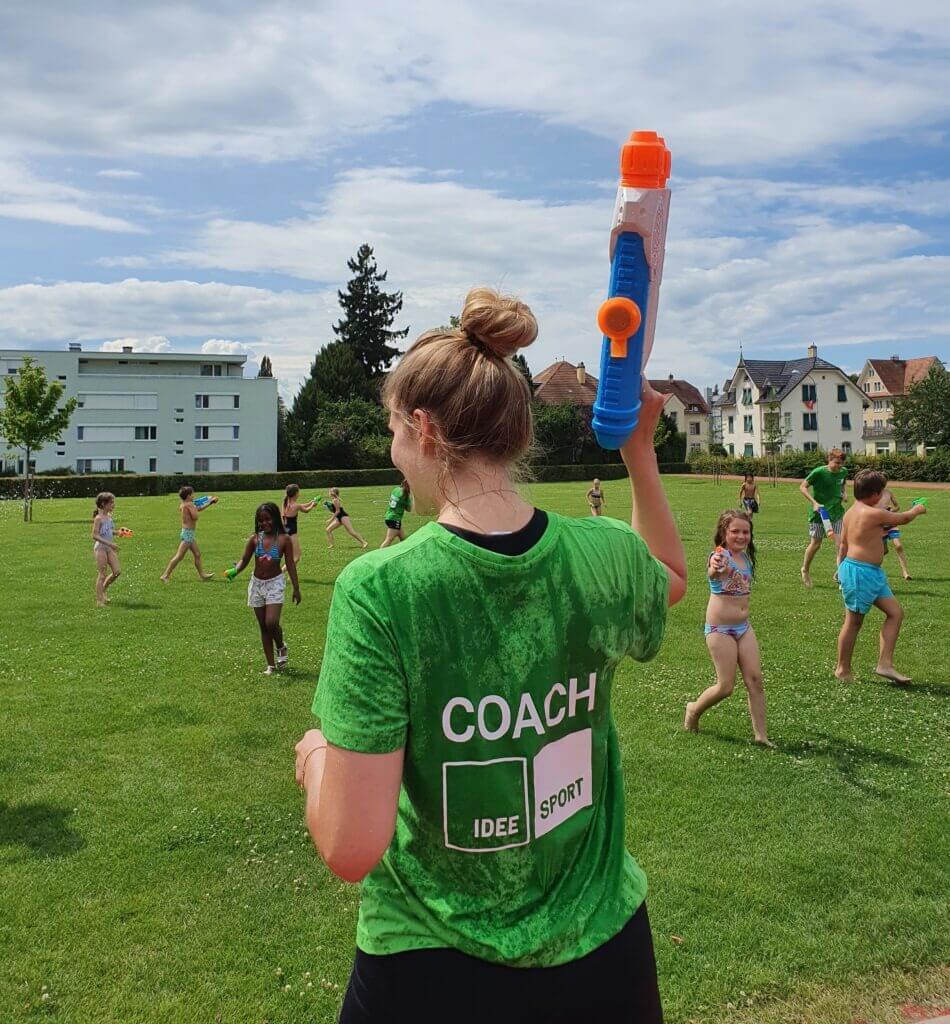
[532,360,711,451]
[856,355,941,455]
[714,344,866,457]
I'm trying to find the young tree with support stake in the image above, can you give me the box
[762,399,790,486]
[0,357,77,521]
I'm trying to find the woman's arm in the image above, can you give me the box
[619,380,687,606]
[296,730,403,884]
[231,536,257,576]
[301,500,317,513]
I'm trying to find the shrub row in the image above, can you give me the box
[687,449,950,483]
[2,463,695,500]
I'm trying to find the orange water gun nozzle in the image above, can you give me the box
[597,297,642,359]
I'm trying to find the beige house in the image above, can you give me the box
[713,345,866,457]
[856,355,940,455]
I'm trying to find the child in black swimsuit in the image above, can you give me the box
[324,487,368,550]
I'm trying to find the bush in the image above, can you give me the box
[685,448,950,482]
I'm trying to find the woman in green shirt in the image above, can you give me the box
[379,478,412,547]
[295,287,687,1023]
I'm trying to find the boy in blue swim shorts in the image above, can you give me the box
[835,470,926,684]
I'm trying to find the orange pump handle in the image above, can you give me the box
[597,297,642,359]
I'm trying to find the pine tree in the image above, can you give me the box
[512,353,532,384]
[0,356,77,521]
[258,354,273,378]
[333,244,408,379]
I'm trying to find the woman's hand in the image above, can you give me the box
[292,586,302,605]
[295,729,327,787]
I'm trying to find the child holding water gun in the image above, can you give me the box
[738,473,760,514]
[799,448,848,587]
[227,501,301,674]
[160,485,215,583]
[92,491,121,607]
[379,479,412,547]
[586,478,606,516]
[878,485,912,580]
[282,483,317,566]
[324,487,368,550]
[835,470,926,684]
[685,509,772,746]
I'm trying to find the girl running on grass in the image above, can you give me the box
[91,491,121,607]
[282,483,317,566]
[379,479,412,547]
[586,478,606,516]
[294,287,686,1023]
[324,487,368,550]
[228,501,301,675]
[685,509,772,746]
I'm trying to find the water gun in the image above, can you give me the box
[592,130,672,449]
[224,563,239,581]
[116,527,133,538]
[323,500,335,512]
[194,495,218,510]
[817,505,835,537]
[911,498,928,508]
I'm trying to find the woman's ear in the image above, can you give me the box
[410,409,438,456]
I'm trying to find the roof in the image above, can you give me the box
[533,360,599,405]
[736,355,846,403]
[648,377,710,414]
[866,356,939,396]
[0,348,246,363]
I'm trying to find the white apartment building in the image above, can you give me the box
[1,345,277,475]
[713,345,866,457]
[856,355,940,455]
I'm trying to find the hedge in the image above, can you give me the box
[0,463,695,500]
[686,449,950,483]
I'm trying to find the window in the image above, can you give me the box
[803,442,818,452]
[874,418,883,428]
[175,417,183,423]
[195,425,209,440]
[784,412,792,429]
[195,394,209,408]
[727,416,734,433]
[743,415,753,433]
[876,443,890,454]
[863,382,870,393]
[668,411,678,426]
[7,367,18,374]
[873,381,881,392]
[741,387,752,405]
[148,457,157,472]
[727,444,735,455]
[689,422,700,436]
[803,413,818,430]
[837,384,847,401]
[134,425,157,440]
[842,442,852,454]
[200,363,223,377]
[873,400,882,411]
[58,375,67,381]
[231,457,240,471]
[76,426,84,440]
[801,383,817,403]
[232,425,240,439]
[194,457,209,472]
[743,444,754,457]
[233,395,240,409]
[841,413,851,430]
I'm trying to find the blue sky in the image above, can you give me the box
[1,1,947,399]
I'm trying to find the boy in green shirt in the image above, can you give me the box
[799,448,848,588]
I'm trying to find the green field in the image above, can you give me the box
[2,479,947,1023]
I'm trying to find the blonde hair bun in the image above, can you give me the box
[460,287,537,359]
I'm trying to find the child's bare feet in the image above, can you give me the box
[902,573,912,581]
[200,572,215,581]
[832,570,839,583]
[96,599,107,608]
[361,542,369,550]
[834,666,855,682]
[875,664,911,684]
[800,567,812,588]
[683,702,699,733]
[159,575,170,584]
[754,736,776,748]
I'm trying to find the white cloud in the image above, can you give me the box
[201,338,254,354]
[0,1,947,166]
[96,168,143,179]
[101,335,172,352]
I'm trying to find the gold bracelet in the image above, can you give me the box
[302,743,327,778]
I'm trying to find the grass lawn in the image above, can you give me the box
[1,479,947,1023]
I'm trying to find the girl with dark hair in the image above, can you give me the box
[282,483,317,566]
[380,479,412,547]
[228,501,301,674]
[294,287,687,1023]
[685,509,772,746]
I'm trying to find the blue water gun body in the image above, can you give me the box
[592,131,672,450]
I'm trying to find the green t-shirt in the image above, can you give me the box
[805,465,848,522]
[313,512,669,967]
[385,487,411,522]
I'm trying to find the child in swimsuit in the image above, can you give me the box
[878,486,911,580]
[92,491,121,607]
[586,479,605,516]
[685,509,772,746]
[160,485,215,583]
[282,483,317,567]
[228,501,302,675]
[738,473,760,514]
[324,487,368,550]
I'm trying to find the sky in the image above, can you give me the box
[1,0,948,401]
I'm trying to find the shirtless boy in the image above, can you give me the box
[835,470,926,684]
[160,485,216,582]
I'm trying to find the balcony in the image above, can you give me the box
[863,424,896,440]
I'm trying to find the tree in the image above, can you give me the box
[258,354,273,378]
[276,395,290,471]
[0,357,77,521]
[762,400,791,484]
[333,244,409,379]
[892,363,950,451]
[512,353,532,384]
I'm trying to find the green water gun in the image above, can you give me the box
[911,498,928,508]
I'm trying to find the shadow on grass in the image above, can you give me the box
[0,801,84,860]
[116,600,161,610]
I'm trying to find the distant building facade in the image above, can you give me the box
[856,355,940,455]
[713,345,866,457]
[0,345,277,475]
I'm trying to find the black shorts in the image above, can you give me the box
[384,519,402,531]
[339,901,662,1024]
[336,508,347,522]
[283,517,298,536]
[743,499,759,514]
